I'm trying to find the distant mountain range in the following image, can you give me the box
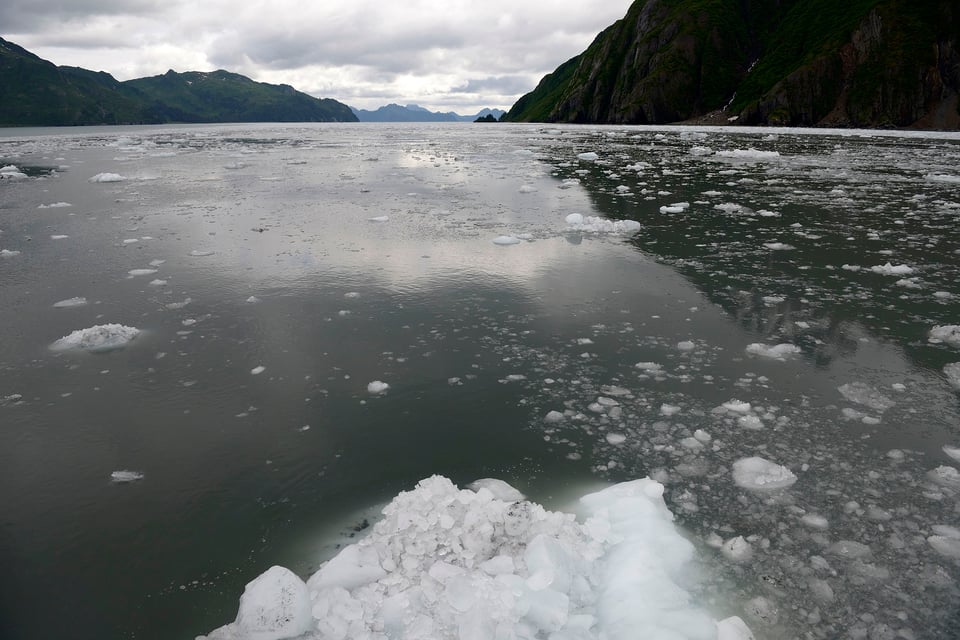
[351,103,506,122]
[505,0,959,129]
[0,37,356,126]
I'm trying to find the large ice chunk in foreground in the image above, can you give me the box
[566,213,641,234]
[49,324,140,352]
[200,476,737,640]
[929,325,960,348]
[205,566,313,640]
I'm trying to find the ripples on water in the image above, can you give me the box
[1,123,959,639]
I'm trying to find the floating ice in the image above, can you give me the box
[368,215,390,222]
[200,475,737,640]
[677,340,695,351]
[50,234,69,240]
[493,235,522,245]
[634,361,663,373]
[944,363,960,391]
[110,470,144,483]
[837,382,895,412]
[763,242,795,251]
[944,445,960,462]
[659,202,690,214]
[929,325,960,348]
[89,172,127,183]
[190,250,215,257]
[466,478,526,502]
[128,268,158,277]
[732,457,797,491]
[0,165,28,179]
[1,249,22,257]
[50,324,140,353]
[519,185,538,193]
[566,215,641,234]
[577,152,599,162]
[720,536,753,563]
[714,148,780,161]
[869,263,914,276]
[925,173,960,184]
[367,380,389,394]
[745,343,801,361]
[544,410,565,423]
[53,297,88,308]
[38,202,71,209]
[251,366,266,375]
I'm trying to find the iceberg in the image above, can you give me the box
[199,476,746,640]
[49,324,141,352]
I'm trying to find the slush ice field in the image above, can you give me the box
[1,122,960,640]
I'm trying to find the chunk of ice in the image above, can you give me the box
[53,297,88,308]
[837,382,895,412]
[367,380,389,394]
[928,325,960,347]
[110,470,143,483]
[467,478,525,502]
[732,457,797,491]
[50,324,140,352]
[493,235,522,245]
[944,363,960,391]
[89,172,127,183]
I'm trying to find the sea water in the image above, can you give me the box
[1,122,959,639]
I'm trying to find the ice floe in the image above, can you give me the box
[52,297,88,308]
[869,263,914,276]
[837,382,895,412]
[200,475,745,640]
[50,324,140,352]
[732,457,797,491]
[714,149,780,161]
[928,325,960,348]
[110,470,144,483]
[1,249,21,258]
[493,235,523,246]
[944,363,960,391]
[38,202,72,209]
[367,380,389,394]
[0,165,28,180]
[745,343,801,361]
[89,172,127,183]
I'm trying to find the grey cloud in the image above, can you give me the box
[451,76,534,95]
[0,0,164,32]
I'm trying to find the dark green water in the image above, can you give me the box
[1,123,959,639]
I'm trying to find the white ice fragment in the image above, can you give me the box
[251,366,266,375]
[577,152,599,162]
[50,324,140,352]
[492,235,522,245]
[826,540,872,560]
[660,403,681,416]
[801,514,829,530]
[635,361,663,373]
[606,433,627,445]
[38,202,72,209]
[149,279,167,286]
[927,465,960,488]
[89,172,127,183]
[128,268,158,277]
[714,149,780,161]
[1,249,21,258]
[677,340,695,351]
[869,263,914,276]
[738,415,764,430]
[721,399,752,414]
[368,215,390,222]
[565,214,641,234]
[0,165,28,179]
[110,470,143,483]
[307,545,387,592]
[944,363,960,391]
[732,457,797,491]
[925,173,960,184]
[53,297,88,308]
[716,616,755,640]
[204,566,314,640]
[928,536,960,558]
[519,184,538,193]
[467,478,525,502]
[943,445,960,462]
[246,296,261,304]
[50,234,69,240]
[189,250,215,256]
[929,325,960,347]
[745,343,800,361]
[544,410,565,423]
[837,382,895,412]
[720,536,753,563]
[367,380,389,394]
[763,242,795,251]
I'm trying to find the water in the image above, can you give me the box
[1,122,959,639]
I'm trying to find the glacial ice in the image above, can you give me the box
[110,470,144,483]
[1,249,22,257]
[869,263,914,276]
[50,324,141,352]
[89,172,127,183]
[493,235,522,245]
[837,382,895,412]
[53,297,88,308]
[745,343,801,361]
[199,476,745,640]
[944,363,960,391]
[714,149,780,161]
[367,380,390,394]
[732,457,798,491]
[929,325,960,348]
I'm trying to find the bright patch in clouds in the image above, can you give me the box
[3,0,634,113]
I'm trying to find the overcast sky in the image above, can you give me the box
[3,0,634,114]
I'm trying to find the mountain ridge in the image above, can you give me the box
[351,103,506,122]
[0,37,357,126]
[505,0,959,129]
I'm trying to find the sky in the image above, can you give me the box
[2,0,635,114]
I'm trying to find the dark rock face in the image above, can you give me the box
[506,0,959,129]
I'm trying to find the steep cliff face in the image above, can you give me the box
[506,0,959,129]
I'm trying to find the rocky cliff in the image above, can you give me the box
[506,0,959,129]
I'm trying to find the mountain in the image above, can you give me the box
[0,37,357,126]
[504,0,960,129]
[351,103,506,122]
[125,70,356,123]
